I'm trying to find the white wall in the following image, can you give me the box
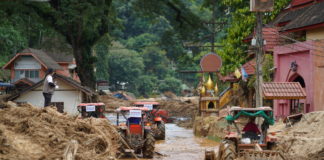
[14,78,83,115]
[14,56,41,69]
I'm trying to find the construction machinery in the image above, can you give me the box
[77,103,106,118]
[206,106,284,160]
[116,106,155,158]
[133,101,167,140]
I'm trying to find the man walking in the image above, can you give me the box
[43,68,56,107]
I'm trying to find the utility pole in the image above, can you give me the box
[255,12,264,108]
[211,0,216,53]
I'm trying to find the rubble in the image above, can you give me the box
[99,95,132,109]
[0,102,119,160]
[275,111,324,159]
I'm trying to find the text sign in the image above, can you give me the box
[130,110,142,118]
[86,105,96,112]
[144,104,153,110]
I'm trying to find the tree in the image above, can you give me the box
[158,77,182,95]
[95,43,109,81]
[136,75,157,97]
[108,42,144,93]
[23,0,114,89]
[142,46,170,79]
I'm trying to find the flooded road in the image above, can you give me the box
[121,123,219,160]
[154,123,219,160]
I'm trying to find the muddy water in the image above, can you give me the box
[121,123,219,160]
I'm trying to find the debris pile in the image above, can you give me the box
[160,99,197,118]
[99,95,132,109]
[159,98,198,128]
[276,111,324,159]
[0,102,119,160]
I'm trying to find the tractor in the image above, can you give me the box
[205,106,284,160]
[133,101,167,140]
[116,106,155,158]
[77,103,106,118]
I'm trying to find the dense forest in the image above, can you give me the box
[0,0,289,97]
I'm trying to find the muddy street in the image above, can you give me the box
[121,123,219,160]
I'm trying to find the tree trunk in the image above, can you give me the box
[72,45,96,90]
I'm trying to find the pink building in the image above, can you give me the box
[270,0,324,118]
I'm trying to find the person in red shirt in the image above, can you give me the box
[243,118,260,134]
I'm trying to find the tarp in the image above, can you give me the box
[0,83,14,87]
[225,110,275,125]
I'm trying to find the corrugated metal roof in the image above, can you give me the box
[283,2,324,31]
[262,82,306,99]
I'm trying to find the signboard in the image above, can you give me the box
[250,0,274,12]
[86,105,96,112]
[144,104,153,110]
[130,110,142,118]
[200,53,222,72]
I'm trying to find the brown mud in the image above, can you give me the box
[274,111,324,160]
[0,102,119,160]
[121,123,219,160]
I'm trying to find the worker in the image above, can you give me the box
[242,117,260,140]
[42,68,57,107]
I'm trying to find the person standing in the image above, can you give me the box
[43,68,56,107]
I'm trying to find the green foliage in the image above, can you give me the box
[142,46,169,78]
[107,42,144,94]
[125,33,159,52]
[136,75,157,97]
[95,43,109,81]
[158,77,182,95]
[262,54,274,82]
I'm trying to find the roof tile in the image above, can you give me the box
[262,82,306,99]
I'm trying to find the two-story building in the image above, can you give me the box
[245,0,324,118]
[2,48,94,115]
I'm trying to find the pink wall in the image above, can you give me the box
[273,41,315,118]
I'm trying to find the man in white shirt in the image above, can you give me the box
[42,68,56,107]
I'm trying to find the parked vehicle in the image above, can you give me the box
[133,101,167,140]
[77,103,106,118]
[205,106,283,160]
[116,107,155,158]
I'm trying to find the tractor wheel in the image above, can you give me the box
[143,131,155,158]
[157,121,166,140]
[116,131,127,158]
[217,140,236,160]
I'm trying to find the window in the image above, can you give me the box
[14,70,39,80]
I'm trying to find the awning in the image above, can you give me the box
[262,82,306,99]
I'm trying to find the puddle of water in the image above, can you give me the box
[120,123,219,160]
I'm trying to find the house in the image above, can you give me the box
[268,0,324,118]
[2,48,79,89]
[2,48,93,115]
[7,74,95,114]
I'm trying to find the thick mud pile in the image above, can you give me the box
[276,111,324,159]
[99,95,132,109]
[0,102,119,160]
[159,98,198,118]
[159,98,198,128]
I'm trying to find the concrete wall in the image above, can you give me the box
[312,40,324,111]
[306,27,324,40]
[14,78,82,115]
[273,41,315,118]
